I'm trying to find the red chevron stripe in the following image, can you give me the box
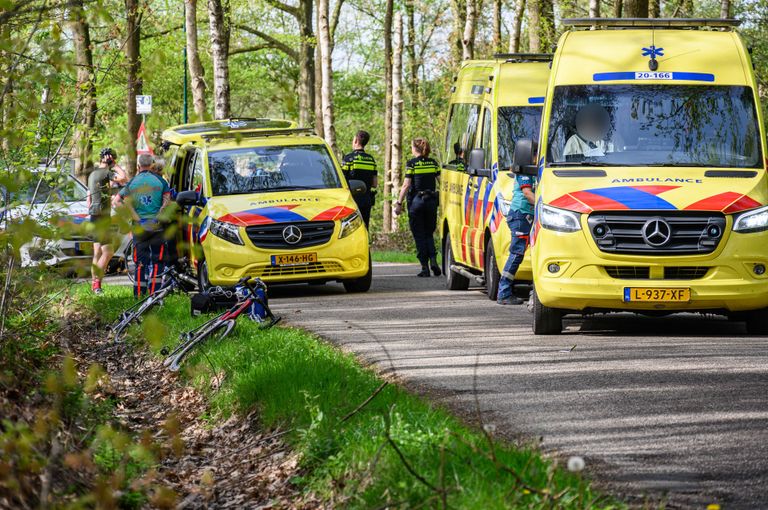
[685,192,743,211]
[549,194,592,213]
[571,190,628,210]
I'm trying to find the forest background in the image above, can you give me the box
[1,0,766,235]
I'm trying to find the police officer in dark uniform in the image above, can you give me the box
[341,130,377,228]
[395,137,441,278]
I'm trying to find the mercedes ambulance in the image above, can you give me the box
[440,54,551,299]
[511,19,768,334]
[162,119,372,292]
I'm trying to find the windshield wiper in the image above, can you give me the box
[263,185,321,191]
[550,161,622,167]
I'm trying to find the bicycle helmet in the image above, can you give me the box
[100,147,117,161]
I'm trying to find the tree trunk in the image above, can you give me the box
[462,0,476,60]
[680,0,694,16]
[207,0,230,119]
[720,0,730,18]
[623,0,648,17]
[492,0,502,54]
[318,0,338,155]
[298,0,315,127]
[125,0,141,176]
[614,0,622,17]
[449,0,466,65]
[314,11,324,136]
[528,0,554,53]
[185,0,207,121]
[382,0,394,233]
[391,13,404,232]
[508,0,525,52]
[405,0,418,103]
[589,0,600,17]
[71,0,96,181]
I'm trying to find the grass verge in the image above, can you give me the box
[78,283,622,509]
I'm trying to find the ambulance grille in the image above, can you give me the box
[587,212,726,255]
[604,266,650,279]
[246,221,335,249]
[663,266,710,280]
[255,261,343,277]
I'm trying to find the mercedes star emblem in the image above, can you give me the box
[282,225,303,245]
[641,218,672,247]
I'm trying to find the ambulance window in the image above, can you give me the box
[444,103,480,172]
[480,108,493,169]
[497,107,542,170]
[187,150,205,194]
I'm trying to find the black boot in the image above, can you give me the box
[417,266,430,277]
[429,257,441,276]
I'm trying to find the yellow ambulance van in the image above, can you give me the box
[162,119,372,292]
[440,54,551,299]
[510,19,768,334]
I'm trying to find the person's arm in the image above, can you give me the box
[522,187,535,206]
[116,187,141,222]
[394,177,412,215]
[111,164,128,186]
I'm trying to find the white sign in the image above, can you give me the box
[136,95,152,114]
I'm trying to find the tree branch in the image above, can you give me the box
[260,0,299,17]
[228,43,276,55]
[233,24,298,60]
[330,0,346,41]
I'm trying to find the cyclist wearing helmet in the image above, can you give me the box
[87,159,113,294]
[99,147,128,191]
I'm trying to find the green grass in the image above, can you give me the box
[76,284,621,509]
[371,250,417,263]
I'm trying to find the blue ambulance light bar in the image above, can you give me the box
[563,18,741,30]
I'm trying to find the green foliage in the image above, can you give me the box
[81,285,622,509]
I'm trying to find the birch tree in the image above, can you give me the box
[390,13,404,232]
[589,0,600,18]
[318,0,338,155]
[405,0,418,102]
[208,0,231,119]
[508,0,525,53]
[185,0,207,120]
[382,0,394,232]
[720,0,731,18]
[462,0,477,60]
[492,0,502,54]
[528,0,555,53]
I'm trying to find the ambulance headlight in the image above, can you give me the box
[210,218,244,245]
[539,204,582,233]
[339,210,363,238]
[733,206,768,233]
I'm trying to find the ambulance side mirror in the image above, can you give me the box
[467,148,492,178]
[176,190,201,207]
[348,179,367,196]
[513,139,539,176]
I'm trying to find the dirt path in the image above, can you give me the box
[64,307,317,509]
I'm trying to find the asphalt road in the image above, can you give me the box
[270,262,768,509]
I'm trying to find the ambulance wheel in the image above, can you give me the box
[532,289,562,335]
[744,308,768,335]
[197,260,212,292]
[444,235,469,291]
[343,255,372,293]
[484,239,500,301]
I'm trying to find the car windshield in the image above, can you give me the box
[8,173,87,204]
[546,85,762,168]
[498,106,541,170]
[209,144,342,196]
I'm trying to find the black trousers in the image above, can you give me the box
[408,194,438,266]
[133,229,167,297]
[353,192,374,228]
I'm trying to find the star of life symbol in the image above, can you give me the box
[641,46,664,58]
[140,195,153,206]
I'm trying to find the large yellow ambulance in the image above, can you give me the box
[440,54,551,299]
[162,119,371,292]
[510,19,768,334]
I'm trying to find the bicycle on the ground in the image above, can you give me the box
[110,262,198,342]
[161,276,280,372]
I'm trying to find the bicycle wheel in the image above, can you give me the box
[162,314,223,366]
[167,319,235,372]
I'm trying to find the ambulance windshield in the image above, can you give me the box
[209,144,342,196]
[546,85,762,169]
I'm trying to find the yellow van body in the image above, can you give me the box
[529,20,768,334]
[162,121,371,291]
[440,56,550,299]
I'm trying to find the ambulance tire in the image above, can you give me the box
[343,255,372,293]
[197,260,212,292]
[484,239,500,301]
[444,235,469,291]
[532,289,562,335]
[744,309,768,335]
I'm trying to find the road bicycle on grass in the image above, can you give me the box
[110,263,198,342]
[161,276,280,372]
